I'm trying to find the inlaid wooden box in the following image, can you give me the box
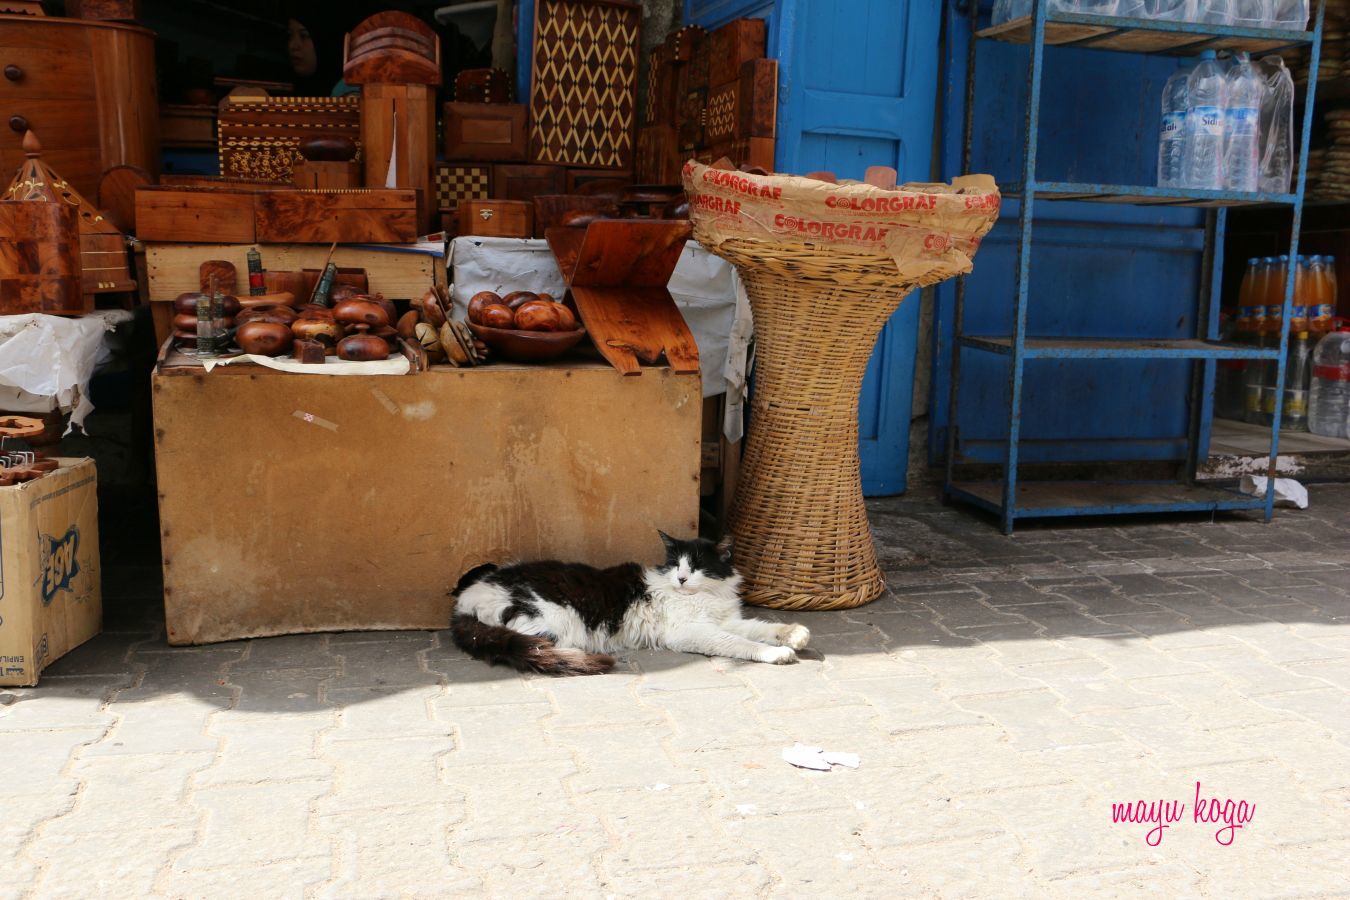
[458,199,533,238]
[528,0,640,170]
[218,96,362,184]
[435,163,493,212]
[443,102,528,162]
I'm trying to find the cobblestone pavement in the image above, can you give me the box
[3,485,1350,899]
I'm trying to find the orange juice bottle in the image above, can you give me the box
[1237,256,1259,309]
[1310,255,1336,340]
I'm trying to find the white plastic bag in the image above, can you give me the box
[1240,475,1308,509]
[1257,55,1295,194]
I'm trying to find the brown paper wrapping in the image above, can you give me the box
[681,162,1001,287]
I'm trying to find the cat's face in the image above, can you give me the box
[657,531,737,594]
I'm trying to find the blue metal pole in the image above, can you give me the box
[1001,0,1050,534]
[945,0,982,498]
[1265,0,1325,522]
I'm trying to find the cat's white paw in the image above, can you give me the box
[779,624,811,650]
[761,645,798,665]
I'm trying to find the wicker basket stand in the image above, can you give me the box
[684,165,999,611]
[712,241,913,610]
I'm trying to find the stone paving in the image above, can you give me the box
[3,484,1350,898]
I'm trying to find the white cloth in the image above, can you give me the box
[207,353,411,376]
[447,236,752,441]
[0,311,134,432]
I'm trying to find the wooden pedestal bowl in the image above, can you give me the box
[466,322,588,363]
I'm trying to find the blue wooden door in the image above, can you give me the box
[689,0,944,495]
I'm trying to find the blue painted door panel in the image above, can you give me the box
[929,1,1207,465]
[690,0,942,495]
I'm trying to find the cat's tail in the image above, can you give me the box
[449,614,615,677]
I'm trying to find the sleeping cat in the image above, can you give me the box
[450,531,811,676]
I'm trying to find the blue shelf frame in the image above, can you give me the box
[943,0,1326,534]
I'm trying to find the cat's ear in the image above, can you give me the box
[657,530,678,552]
[716,534,734,562]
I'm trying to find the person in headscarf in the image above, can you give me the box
[285,2,383,96]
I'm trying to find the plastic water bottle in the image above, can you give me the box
[1230,0,1271,27]
[1144,0,1192,19]
[1158,68,1190,187]
[1184,51,1225,190]
[1196,0,1233,23]
[1223,53,1262,192]
[1257,55,1294,194]
[1309,329,1350,439]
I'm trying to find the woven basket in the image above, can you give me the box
[715,239,913,611]
[684,163,999,610]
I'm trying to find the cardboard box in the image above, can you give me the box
[0,459,101,686]
[153,364,701,644]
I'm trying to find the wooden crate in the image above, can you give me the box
[144,242,446,345]
[152,361,701,644]
[443,102,528,162]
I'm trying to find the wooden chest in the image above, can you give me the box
[0,15,159,201]
[443,102,528,162]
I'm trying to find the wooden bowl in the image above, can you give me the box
[466,322,588,363]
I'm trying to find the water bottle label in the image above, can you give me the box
[1245,384,1264,412]
[1284,390,1308,416]
[1161,112,1185,138]
[1192,106,1223,136]
[1260,387,1278,414]
[1226,106,1258,136]
[1314,364,1350,382]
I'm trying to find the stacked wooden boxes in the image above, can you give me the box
[444,0,644,238]
[440,68,529,237]
[637,18,777,183]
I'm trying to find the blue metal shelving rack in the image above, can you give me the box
[944,1,1326,533]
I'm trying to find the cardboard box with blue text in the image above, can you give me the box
[0,458,101,686]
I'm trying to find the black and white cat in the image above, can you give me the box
[450,531,811,676]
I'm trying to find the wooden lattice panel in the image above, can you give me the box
[218,96,362,184]
[435,164,492,211]
[529,0,640,170]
